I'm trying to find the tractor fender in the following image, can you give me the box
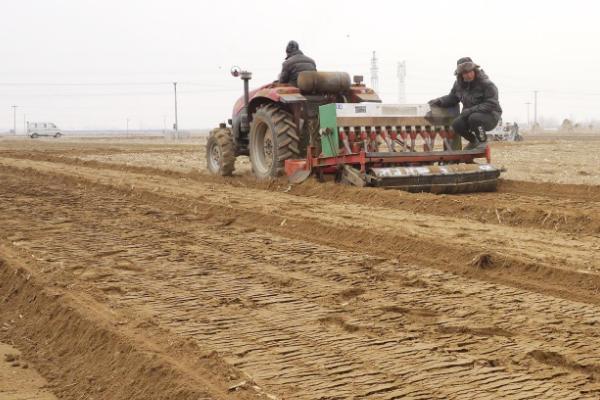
[232,84,303,118]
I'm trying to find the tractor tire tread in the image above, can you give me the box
[206,128,235,176]
[249,105,300,179]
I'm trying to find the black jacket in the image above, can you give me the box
[279,50,316,86]
[437,69,502,119]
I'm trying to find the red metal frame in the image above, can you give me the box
[285,145,491,177]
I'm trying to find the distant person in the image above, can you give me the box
[512,122,523,141]
[429,57,502,149]
[279,40,316,87]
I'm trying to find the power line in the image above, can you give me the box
[0,81,241,88]
[0,88,241,97]
[1,80,600,96]
[0,82,173,86]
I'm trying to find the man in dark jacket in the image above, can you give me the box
[279,40,317,86]
[429,57,502,148]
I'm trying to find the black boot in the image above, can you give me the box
[460,131,476,144]
[464,127,487,150]
[475,126,488,143]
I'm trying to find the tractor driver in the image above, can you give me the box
[429,57,502,149]
[279,40,317,87]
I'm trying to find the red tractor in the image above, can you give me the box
[207,67,500,193]
[207,67,378,179]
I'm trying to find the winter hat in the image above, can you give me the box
[455,57,479,74]
[286,40,300,55]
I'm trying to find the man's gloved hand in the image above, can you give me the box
[428,98,442,107]
[461,107,474,116]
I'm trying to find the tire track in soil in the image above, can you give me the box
[0,253,267,400]
[1,157,599,305]
[2,151,599,237]
[1,165,600,398]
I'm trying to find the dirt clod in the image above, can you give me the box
[471,253,495,269]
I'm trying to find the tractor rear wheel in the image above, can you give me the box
[206,127,235,176]
[249,104,300,179]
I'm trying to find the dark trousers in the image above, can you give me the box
[451,112,498,142]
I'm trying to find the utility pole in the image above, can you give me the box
[397,61,406,104]
[370,51,379,93]
[11,105,17,135]
[525,102,531,128]
[126,118,130,137]
[173,82,179,139]
[23,114,27,135]
[533,90,538,131]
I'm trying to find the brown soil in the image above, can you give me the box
[492,136,600,185]
[0,137,599,399]
[0,341,57,399]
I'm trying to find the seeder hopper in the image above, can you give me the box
[285,102,500,193]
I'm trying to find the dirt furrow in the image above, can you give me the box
[1,157,598,304]
[1,151,599,236]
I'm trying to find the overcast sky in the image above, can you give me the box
[2,0,599,131]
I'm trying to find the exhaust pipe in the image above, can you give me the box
[231,66,252,132]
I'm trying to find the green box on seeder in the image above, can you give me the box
[318,103,340,157]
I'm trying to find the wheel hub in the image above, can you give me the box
[209,143,222,170]
[263,133,274,169]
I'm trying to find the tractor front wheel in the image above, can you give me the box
[206,127,235,176]
[249,104,300,179]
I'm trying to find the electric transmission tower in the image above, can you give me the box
[397,61,406,103]
[370,51,379,93]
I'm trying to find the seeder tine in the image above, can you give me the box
[398,126,408,151]
[379,126,394,152]
[339,126,352,154]
[421,126,431,151]
[368,127,378,152]
[389,126,398,152]
[408,126,416,152]
[348,126,356,141]
[429,127,437,151]
[440,128,453,151]
[360,126,368,152]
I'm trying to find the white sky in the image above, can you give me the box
[2,0,600,131]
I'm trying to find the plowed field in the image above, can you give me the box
[1,136,599,399]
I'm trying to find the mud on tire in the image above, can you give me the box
[206,127,235,176]
[249,104,300,179]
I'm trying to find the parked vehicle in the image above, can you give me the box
[27,122,62,138]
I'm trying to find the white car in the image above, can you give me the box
[28,122,62,138]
